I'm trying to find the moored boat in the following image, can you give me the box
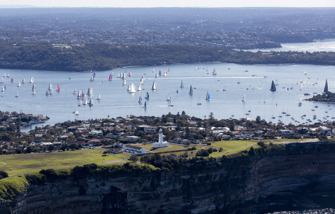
[270,80,276,92]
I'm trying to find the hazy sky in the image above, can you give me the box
[1,0,335,7]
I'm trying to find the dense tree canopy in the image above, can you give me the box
[1,42,335,71]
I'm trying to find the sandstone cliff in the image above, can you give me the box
[4,143,335,214]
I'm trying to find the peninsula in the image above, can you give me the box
[307,80,335,103]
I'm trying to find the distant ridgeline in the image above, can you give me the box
[307,80,335,102]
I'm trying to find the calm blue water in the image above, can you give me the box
[0,62,334,127]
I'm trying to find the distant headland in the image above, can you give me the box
[307,80,335,103]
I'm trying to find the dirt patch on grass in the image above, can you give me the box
[103,160,125,164]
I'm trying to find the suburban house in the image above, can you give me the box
[123,145,147,155]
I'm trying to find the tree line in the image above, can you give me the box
[1,41,335,71]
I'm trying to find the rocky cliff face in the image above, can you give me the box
[6,143,335,214]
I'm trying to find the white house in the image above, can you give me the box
[123,145,147,155]
[153,128,169,148]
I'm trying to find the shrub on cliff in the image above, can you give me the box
[0,176,28,201]
[140,154,185,170]
[71,163,98,179]
[0,171,8,179]
[25,173,46,184]
[196,149,210,157]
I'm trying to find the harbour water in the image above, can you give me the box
[0,62,334,127]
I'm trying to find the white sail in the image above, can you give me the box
[29,77,34,83]
[152,81,157,91]
[129,83,136,93]
[97,93,101,100]
[137,84,142,91]
[17,82,21,87]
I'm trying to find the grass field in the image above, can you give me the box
[136,143,188,153]
[0,149,129,177]
[0,138,317,177]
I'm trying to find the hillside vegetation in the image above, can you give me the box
[1,42,335,71]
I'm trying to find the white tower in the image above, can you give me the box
[153,128,169,148]
[159,128,163,144]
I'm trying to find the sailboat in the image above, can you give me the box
[83,99,88,105]
[144,101,147,109]
[123,78,127,86]
[140,76,144,84]
[48,83,53,94]
[17,82,21,87]
[180,80,184,89]
[109,74,112,81]
[77,90,82,99]
[56,84,60,92]
[1,86,5,92]
[138,96,142,104]
[242,94,246,103]
[90,75,94,81]
[270,80,276,92]
[32,84,36,91]
[22,79,25,84]
[189,85,193,96]
[152,81,157,91]
[87,88,93,98]
[145,92,150,100]
[206,92,210,101]
[89,98,94,107]
[29,77,34,83]
[97,93,101,100]
[74,110,79,115]
[167,94,171,102]
[137,84,142,91]
[128,83,136,93]
[212,69,217,76]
